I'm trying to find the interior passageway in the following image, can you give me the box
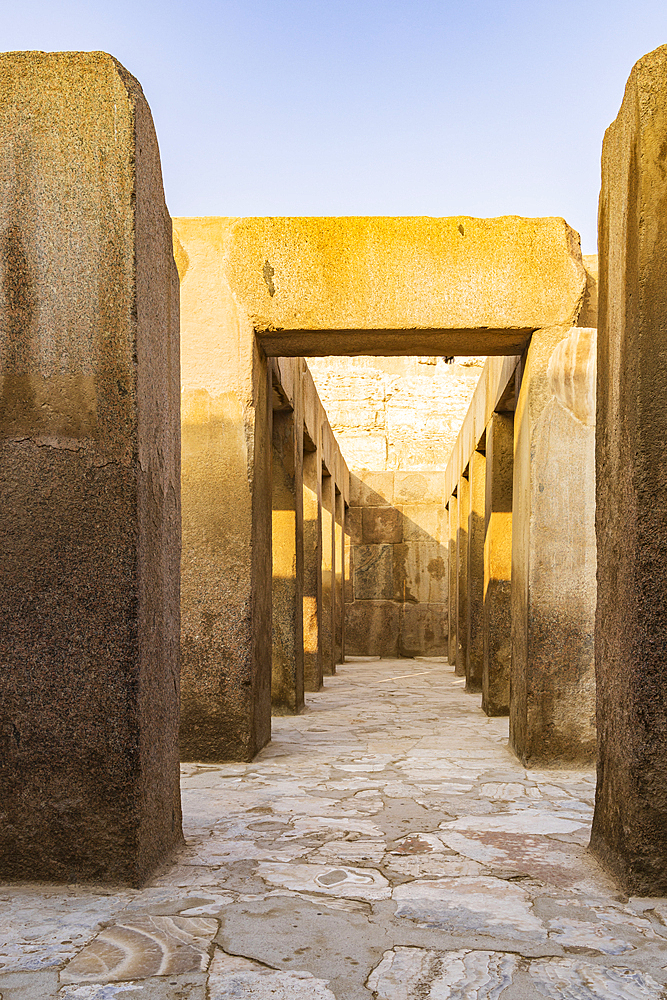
[4,659,666,999]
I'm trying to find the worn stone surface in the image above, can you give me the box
[175,216,272,762]
[456,475,470,677]
[483,412,514,717]
[3,658,666,999]
[224,216,587,356]
[321,471,336,676]
[592,44,667,896]
[510,328,597,766]
[272,402,305,715]
[0,51,181,884]
[302,446,323,692]
[448,497,458,666]
[466,449,486,693]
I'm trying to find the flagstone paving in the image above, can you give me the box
[2,658,667,999]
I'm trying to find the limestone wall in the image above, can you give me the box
[308,356,486,657]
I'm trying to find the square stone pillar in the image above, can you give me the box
[0,52,181,885]
[466,448,486,692]
[591,44,667,895]
[447,495,458,667]
[321,469,336,675]
[482,412,514,716]
[271,399,305,715]
[302,438,323,691]
[510,326,596,766]
[175,217,272,762]
[334,489,345,665]
[455,474,470,677]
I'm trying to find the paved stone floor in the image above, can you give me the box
[2,657,667,999]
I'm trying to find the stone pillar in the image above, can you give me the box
[591,44,667,895]
[271,401,305,715]
[321,469,336,675]
[510,327,596,766]
[175,217,272,762]
[482,412,514,716]
[334,489,345,665]
[466,448,486,692]
[455,474,470,677]
[302,439,323,691]
[0,52,181,885]
[448,495,458,667]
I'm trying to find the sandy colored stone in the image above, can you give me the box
[0,51,181,885]
[223,216,586,357]
[592,43,667,895]
[466,448,486,692]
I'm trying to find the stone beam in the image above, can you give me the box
[0,52,181,884]
[591,44,667,894]
[217,216,586,357]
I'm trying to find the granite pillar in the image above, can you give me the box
[482,412,514,717]
[448,495,458,667]
[466,447,486,693]
[0,52,181,884]
[175,217,272,762]
[455,474,470,677]
[321,469,336,676]
[591,44,667,894]
[510,326,596,766]
[271,401,304,715]
[334,489,345,665]
[302,438,323,691]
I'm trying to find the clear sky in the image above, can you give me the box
[5,1,667,251]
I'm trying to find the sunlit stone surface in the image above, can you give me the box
[2,659,667,999]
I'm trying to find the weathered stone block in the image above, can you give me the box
[349,471,394,506]
[510,327,596,766]
[456,475,470,677]
[395,542,448,605]
[402,504,447,544]
[0,52,181,884]
[353,544,394,601]
[448,497,458,667]
[362,505,403,544]
[591,44,667,895]
[346,505,363,544]
[345,601,400,658]
[483,412,513,717]
[466,449,486,693]
[399,604,448,658]
[394,472,445,505]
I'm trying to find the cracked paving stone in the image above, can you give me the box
[366,947,518,999]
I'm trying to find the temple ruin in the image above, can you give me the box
[2,43,667,999]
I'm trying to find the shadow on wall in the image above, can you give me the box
[343,471,448,658]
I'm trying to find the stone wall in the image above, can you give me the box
[308,356,486,657]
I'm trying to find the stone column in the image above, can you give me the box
[482,412,514,716]
[591,44,667,895]
[466,447,486,692]
[455,474,470,677]
[271,400,305,715]
[448,495,458,667]
[0,52,181,885]
[302,438,323,691]
[321,469,336,675]
[175,217,272,762]
[510,326,596,766]
[334,489,345,665]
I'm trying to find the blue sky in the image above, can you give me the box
[5,1,667,251]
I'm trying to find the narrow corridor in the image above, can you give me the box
[3,659,667,999]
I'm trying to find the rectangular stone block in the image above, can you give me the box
[466,448,486,693]
[399,604,448,658]
[591,44,667,895]
[448,496,458,667]
[0,52,182,884]
[345,601,400,658]
[510,327,596,766]
[456,475,470,677]
[321,471,336,676]
[302,445,323,692]
[402,503,447,544]
[353,544,394,601]
[483,412,514,717]
[347,505,363,545]
[362,505,403,544]
[349,471,394,506]
[395,541,448,606]
[394,472,445,505]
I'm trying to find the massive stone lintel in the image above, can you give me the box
[220,216,586,357]
[0,52,181,884]
[510,327,597,766]
[591,44,667,894]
